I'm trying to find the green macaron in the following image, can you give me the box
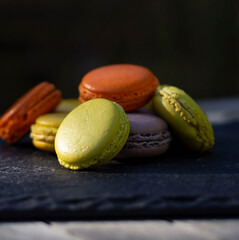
[153,85,214,152]
[55,98,130,170]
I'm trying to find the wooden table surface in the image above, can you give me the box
[1,97,239,240]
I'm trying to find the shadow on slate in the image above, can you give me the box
[0,121,239,220]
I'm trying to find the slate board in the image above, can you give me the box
[0,121,239,220]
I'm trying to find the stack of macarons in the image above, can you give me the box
[0,64,215,171]
[30,99,81,152]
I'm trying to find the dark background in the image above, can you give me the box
[0,0,238,114]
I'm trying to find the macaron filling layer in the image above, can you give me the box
[31,124,58,136]
[123,131,171,149]
[31,132,55,143]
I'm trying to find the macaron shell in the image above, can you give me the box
[33,139,55,152]
[81,64,157,94]
[79,64,159,112]
[127,113,168,134]
[27,90,62,121]
[91,103,130,167]
[55,99,130,170]
[54,99,80,113]
[36,113,67,128]
[153,85,214,152]
[79,83,158,112]
[117,143,170,159]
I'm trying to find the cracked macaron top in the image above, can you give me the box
[153,85,214,152]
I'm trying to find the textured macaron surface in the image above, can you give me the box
[55,98,130,170]
[153,85,214,152]
[79,64,159,112]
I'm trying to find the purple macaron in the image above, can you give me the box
[117,113,171,158]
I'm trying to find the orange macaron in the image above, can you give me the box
[79,64,159,112]
[0,81,61,144]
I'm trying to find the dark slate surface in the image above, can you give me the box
[0,122,239,220]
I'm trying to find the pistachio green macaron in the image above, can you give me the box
[153,85,214,152]
[55,98,130,170]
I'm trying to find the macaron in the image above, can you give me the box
[30,113,67,152]
[117,113,171,158]
[135,99,156,115]
[79,64,159,112]
[54,99,80,113]
[0,82,61,144]
[153,85,214,152]
[55,98,130,170]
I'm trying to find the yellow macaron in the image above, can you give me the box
[30,113,67,152]
[54,99,80,113]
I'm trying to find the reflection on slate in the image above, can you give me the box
[0,122,239,219]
